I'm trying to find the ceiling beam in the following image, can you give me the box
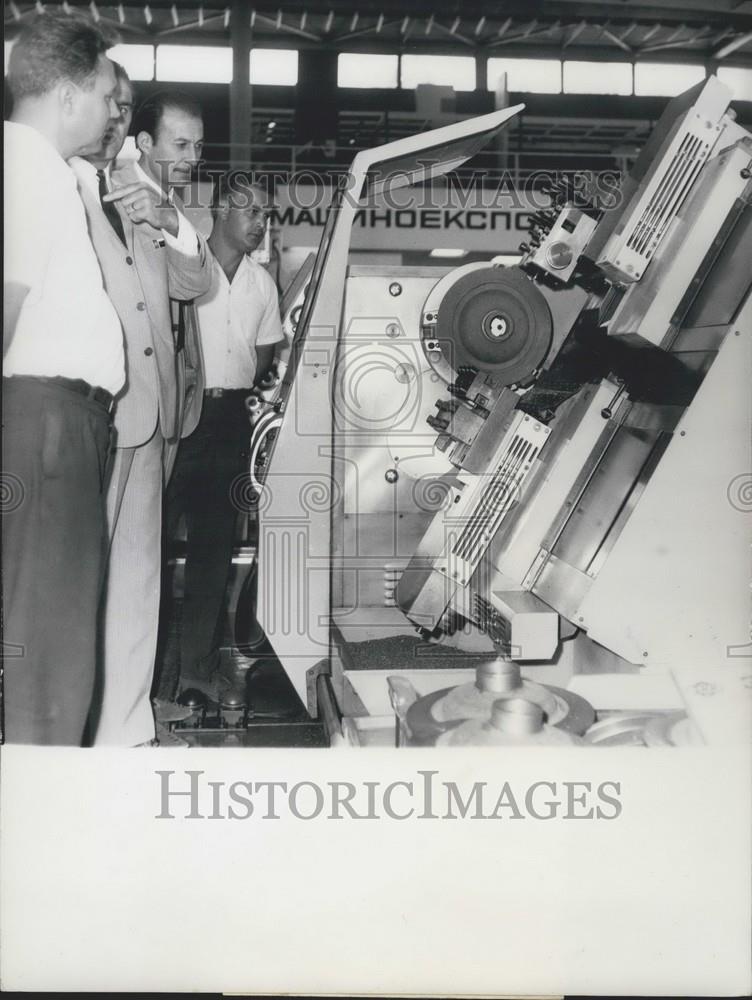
[601,25,633,53]
[487,23,560,49]
[715,29,752,60]
[154,11,227,36]
[496,16,512,40]
[663,23,688,44]
[254,9,321,41]
[564,20,588,47]
[434,18,475,47]
[639,23,663,43]
[640,25,714,52]
[333,16,401,43]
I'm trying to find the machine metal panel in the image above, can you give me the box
[548,424,667,574]
[337,270,452,518]
[492,381,620,587]
[339,512,426,608]
[533,554,594,625]
[577,314,751,666]
[596,76,731,284]
[489,590,559,660]
[258,107,525,709]
[605,138,752,347]
[441,413,550,588]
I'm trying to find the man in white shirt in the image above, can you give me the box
[3,11,124,744]
[71,80,211,746]
[157,178,284,698]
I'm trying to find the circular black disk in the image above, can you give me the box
[436,267,552,385]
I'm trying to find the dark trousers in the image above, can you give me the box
[2,377,112,744]
[159,393,249,693]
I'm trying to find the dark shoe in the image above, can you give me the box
[153,698,194,723]
[180,670,232,702]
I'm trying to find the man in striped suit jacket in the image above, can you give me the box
[72,76,210,746]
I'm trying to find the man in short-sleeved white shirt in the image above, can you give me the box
[2,11,124,745]
[157,179,284,697]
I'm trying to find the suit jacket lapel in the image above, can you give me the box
[110,162,142,249]
[75,166,131,255]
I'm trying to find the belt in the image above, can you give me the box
[204,387,253,398]
[23,375,115,413]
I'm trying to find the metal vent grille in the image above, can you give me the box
[474,594,511,648]
[448,429,542,584]
[597,106,721,284]
[625,133,708,261]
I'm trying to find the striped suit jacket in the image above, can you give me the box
[72,157,210,456]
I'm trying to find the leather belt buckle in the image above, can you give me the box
[86,383,114,413]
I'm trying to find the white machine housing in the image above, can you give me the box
[252,79,751,745]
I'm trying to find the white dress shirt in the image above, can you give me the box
[197,253,283,389]
[4,122,125,395]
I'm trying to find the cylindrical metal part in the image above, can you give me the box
[490,697,545,735]
[475,657,522,693]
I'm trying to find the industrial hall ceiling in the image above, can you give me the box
[5,1,752,63]
[5,1,751,179]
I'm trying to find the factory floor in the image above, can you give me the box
[157,550,327,748]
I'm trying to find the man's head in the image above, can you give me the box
[212,177,273,255]
[7,11,119,157]
[87,62,134,167]
[133,92,203,189]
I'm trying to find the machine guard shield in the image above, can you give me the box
[255,105,525,713]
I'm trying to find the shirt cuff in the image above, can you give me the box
[162,211,200,256]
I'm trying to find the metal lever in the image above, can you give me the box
[601,381,627,419]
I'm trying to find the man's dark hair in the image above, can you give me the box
[113,61,131,88]
[211,173,270,215]
[132,91,202,142]
[7,10,116,102]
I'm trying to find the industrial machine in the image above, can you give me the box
[249,79,751,748]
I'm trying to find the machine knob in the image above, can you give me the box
[531,212,552,228]
[427,414,450,431]
[545,241,574,270]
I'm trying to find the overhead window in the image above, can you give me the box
[401,54,476,91]
[250,48,298,85]
[634,62,706,97]
[563,60,633,96]
[156,45,232,84]
[717,66,752,102]
[108,43,155,82]
[487,58,562,94]
[338,52,398,89]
